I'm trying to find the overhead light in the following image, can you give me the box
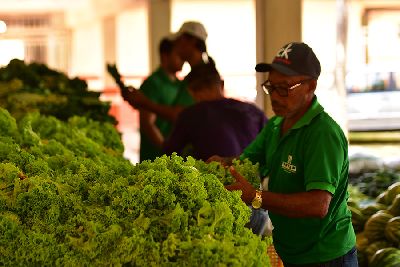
[0,20,6,34]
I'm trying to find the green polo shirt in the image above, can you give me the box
[173,79,195,106]
[240,97,356,264]
[139,67,185,161]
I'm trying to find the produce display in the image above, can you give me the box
[3,59,398,266]
[0,59,116,124]
[349,182,400,267]
[0,108,270,266]
[349,170,400,198]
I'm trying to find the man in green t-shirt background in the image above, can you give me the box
[208,42,358,266]
[121,21,212,123]
[138,38,184,161]
[125,21,212,161]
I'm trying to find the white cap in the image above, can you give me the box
[171,21,207,42]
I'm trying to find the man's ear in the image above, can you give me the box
[308,79,317,93]
[220,79,225,93]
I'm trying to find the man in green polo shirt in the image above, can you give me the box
[138,38,184,161]
[209,42,357,266]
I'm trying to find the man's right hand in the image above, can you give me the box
[206,155,234,167]
[121,87,149,109]
[225,166,256,204]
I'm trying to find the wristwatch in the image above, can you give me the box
[251,190,263,209]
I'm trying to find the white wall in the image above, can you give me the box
[69,22,103,77]
[66,1,149,89]
[116,6,149,88]
[303,0,348,133]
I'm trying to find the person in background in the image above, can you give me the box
[122,21,213,123]
[208,42,358,266]
[164,62,269,236]
[170,21,213,109]
[164,62,267,162]
[137,38,184,162]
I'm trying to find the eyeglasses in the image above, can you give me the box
[261,78,313,97]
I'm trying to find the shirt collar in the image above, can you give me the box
[291,96,324,129]
[271,96,324,130]
[156,67,178,83]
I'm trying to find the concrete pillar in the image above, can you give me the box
[255,0,302,118]
[335,0,349,135]
[102,15,117,88]
[148,0,171,71]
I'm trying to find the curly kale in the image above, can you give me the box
[0,59,116,124]
[0,107,271,267]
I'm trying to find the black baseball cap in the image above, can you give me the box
[255,42,321,79]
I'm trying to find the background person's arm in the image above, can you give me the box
[121,88,183,122]
[140,110,164,148]
[107,64,183,122]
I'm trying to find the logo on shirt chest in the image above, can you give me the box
[281,155,297,173]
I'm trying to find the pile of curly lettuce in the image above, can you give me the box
[0,59,116,124]
[0,108,270,266]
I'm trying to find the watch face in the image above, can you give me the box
[252,198,262,209]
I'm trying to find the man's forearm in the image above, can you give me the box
[147,103,181,122]
[261,190,331,219]
[206,155,238,167]
[140,111,164,148]
[227,167,331,219]
[142,125,164,148]
[222,156,237,166]
[123,89,181,122]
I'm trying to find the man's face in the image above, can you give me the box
[166,47,184,73]
[267,70,316,118]
[174,35,195,61]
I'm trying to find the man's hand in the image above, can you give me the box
[121,87,149,109]
[106,63,126,91]
[206,155,235,167]
[121,88,184,122]
[225,166,256,204]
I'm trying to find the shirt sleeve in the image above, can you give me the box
[303,124,348,195]
[139,78,162,103]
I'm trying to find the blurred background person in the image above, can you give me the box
[164,62,267,162]
[122,21,215,123]
[137,37,184,162]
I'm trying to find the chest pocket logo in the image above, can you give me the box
[281,155,297,174]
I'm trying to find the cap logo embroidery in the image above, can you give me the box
[281,154,297,173]
[276,43,293,59]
